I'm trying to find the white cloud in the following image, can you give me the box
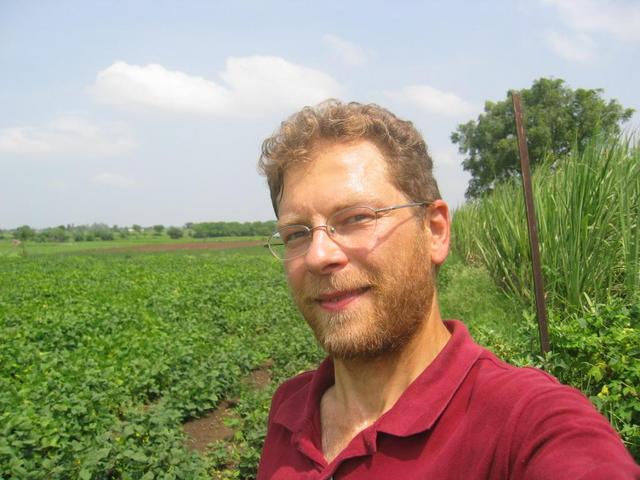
[544,31,596,62]
[221,56,343,114]
[92,172,137,189]
[0,117,135,156]
[91,57,343,116]
[386,85,475,117]
[322,34,368,67]
[541,0,640,43]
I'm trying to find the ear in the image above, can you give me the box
[425,199,450,266]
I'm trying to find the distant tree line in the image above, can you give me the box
[188,221,275,238]
[1,220,277,243]
[8,224,123,242]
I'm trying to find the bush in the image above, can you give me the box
[43,227,69,243]
[14,225,36,241]
[97,230,114,241]
[167,227,183,239]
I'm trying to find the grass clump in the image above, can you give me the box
[452,134,639,313]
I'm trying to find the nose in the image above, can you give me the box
[304,226,348,274]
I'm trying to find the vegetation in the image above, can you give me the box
[13,225,36,241]
[451,78,634,199]
[0,242,542,478]
[453,134,639,312]
[0,236,265,259]
[1,220,277,245]
[167,227,184,239]
[452,133,639,458]
[1,225,637,478]
[0,248,322,479]
[189,221,275,239]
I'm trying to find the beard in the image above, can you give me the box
[290,232,435,360]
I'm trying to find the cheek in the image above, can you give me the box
[284,261,305,290]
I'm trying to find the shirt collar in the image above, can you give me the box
[375,320,483,436]
[272,320,483,438]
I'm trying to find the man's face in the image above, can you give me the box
[277,140,435,360]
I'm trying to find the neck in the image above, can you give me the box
[330,301,451,423]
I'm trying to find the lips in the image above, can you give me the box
[316,287,370,311]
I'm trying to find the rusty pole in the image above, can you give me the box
[511,92,550,355]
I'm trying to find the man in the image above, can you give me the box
[256,100,639,479]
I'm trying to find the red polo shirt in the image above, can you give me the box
[258,320,639,479]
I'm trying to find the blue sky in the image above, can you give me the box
[1,0,639,229]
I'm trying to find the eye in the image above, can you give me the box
[332,207,376,229]
[281,227,309,245]
[344,213,373,225]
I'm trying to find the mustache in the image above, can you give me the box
[298,271,380,301]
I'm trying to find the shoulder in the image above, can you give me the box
[470,348,600,428]
[270,369,315,411]
[469,349,639,476]
[472,349,561,400]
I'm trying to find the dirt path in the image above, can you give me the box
[182,362,273,453]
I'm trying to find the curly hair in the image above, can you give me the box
[258,99,441,216]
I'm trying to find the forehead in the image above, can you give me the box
[278,140,404,221]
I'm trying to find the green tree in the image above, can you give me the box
[451,78,634,199]
[167,226,183,239]
[14,225,36,241]
[43,226,69,242]
[97,230,114,241]
[153,225,165,236]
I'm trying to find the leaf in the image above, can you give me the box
[123,449,148,463]
[588,365,603,382]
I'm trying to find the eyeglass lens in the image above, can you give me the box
[270,206,378,260]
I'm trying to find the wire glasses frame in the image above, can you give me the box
[267,201,429,261]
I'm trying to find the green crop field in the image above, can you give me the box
[0,246,325,479]
[0,236,265,258]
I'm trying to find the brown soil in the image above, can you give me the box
[183,400,238,452]
[94,240,263,254]
[182,362,273,453]
[242,360,273,390]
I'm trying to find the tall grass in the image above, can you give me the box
[452,134,639,313]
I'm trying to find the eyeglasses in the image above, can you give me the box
[268,201,429,261]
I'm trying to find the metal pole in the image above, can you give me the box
[511,92,551,355]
